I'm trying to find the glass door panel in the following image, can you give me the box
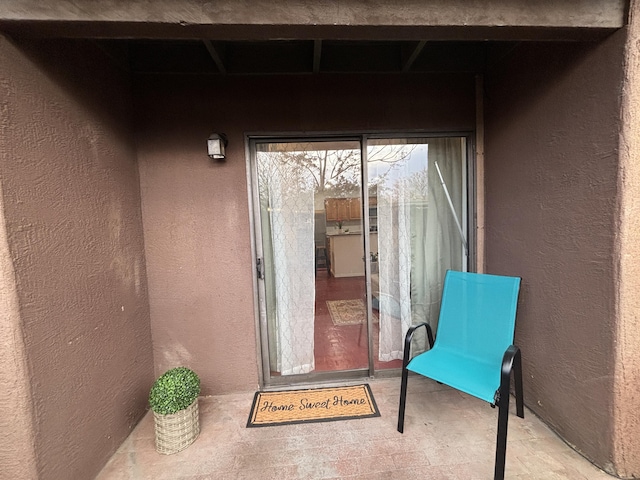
[255,140,368,381]
[367,137,468,361]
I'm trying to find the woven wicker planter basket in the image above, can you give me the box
[153,399,200,455]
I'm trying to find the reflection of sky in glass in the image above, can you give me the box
[368,144,428,187]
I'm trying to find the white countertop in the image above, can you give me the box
[326,231,377,236]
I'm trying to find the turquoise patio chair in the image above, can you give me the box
[397,270,523,480]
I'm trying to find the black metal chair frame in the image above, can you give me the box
[397,322,524,480]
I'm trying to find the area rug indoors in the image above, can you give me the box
[247,384,380,427]
[326,299,378,325]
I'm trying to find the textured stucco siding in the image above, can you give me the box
[0,36,154,480]
[0,0,626,28]
[615,1,640,477]
[0,0,627,43]
[0,174,39,480]
[484,34,626,472]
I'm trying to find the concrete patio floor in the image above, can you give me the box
[96,376,613,479]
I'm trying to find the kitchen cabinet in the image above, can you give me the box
[348,198,362,220]
[325,198,350,222]
[325,197,365,222]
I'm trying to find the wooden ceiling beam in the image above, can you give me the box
[202,39,226,74]
[313,39,322,73]
[402,40,426,72]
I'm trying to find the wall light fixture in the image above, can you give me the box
[207,133,228,160]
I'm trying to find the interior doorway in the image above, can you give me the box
[250,135,470,386]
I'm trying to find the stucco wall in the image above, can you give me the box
[0,36,154,480]
[135,73,475,394]
[0,180,38,480]
[615,2,640,477]
[0,0,626,42]
[484,35,626,473]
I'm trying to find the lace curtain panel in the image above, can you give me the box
[258,153,316,375]
[374,138,465,361]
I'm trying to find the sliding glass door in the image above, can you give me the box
[254,140,368,383]
[367,137,468,362]
[251,135,470,386]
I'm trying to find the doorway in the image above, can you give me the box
[250,135,470,386]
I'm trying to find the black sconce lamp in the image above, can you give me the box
[207,133,228,160]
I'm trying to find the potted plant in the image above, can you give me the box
[148,366,201,455]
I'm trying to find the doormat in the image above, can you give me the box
[246,384,380,427]
[326,299,378,325]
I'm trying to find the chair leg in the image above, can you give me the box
[494,391,510,480]
[397,322,434,434]
[494,345,522,480]
[397,363,409,433]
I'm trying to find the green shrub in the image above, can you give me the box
[149,367,201,415]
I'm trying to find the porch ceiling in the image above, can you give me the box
[96,39,509,76]
[0,0,628,75]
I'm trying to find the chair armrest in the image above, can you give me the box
[402,322,435,371]
[501,345,520,381]
[495,345,523,411]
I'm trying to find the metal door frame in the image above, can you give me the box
[246,131,475,389]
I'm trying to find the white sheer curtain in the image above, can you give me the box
[422,138,464,336]
[377,182,414,361]
[375,138,465,361]
[258,154,315,375]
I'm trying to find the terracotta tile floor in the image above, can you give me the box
[313,272,402,372]
[96,377,613,479]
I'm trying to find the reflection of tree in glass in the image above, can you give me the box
[263,146,361,197]
[257,143,416,198]
[257,151,316,203]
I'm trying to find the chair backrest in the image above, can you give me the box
[435,270,521,365]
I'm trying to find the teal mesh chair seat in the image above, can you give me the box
[408,348,502,404]
[397,270,523,480]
